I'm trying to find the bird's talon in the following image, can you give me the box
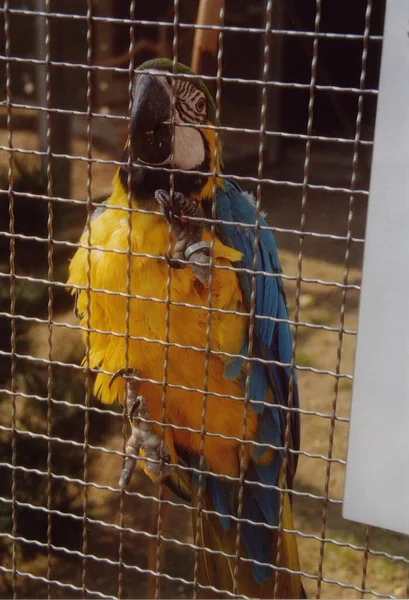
[111,367,171,486]
[128,396,143,420]
[145,443,171,480]
[155,190,173,221]
[155,188,204,275]
[163,208,172,223]
[154,189,169,206]
[119,457,136,488]
[109,367,138,389]
[165,254,183,269]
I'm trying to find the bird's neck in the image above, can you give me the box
[117,146,217,207]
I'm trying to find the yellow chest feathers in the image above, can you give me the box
[68,192,247,392]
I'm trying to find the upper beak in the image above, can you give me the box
[129,74,172,165]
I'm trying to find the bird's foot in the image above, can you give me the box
[109,368,171,487]
[155,189,211,284]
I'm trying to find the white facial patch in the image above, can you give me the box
[174,123,205,170]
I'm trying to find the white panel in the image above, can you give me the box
[343,0,409,535]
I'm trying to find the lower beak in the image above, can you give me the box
[130,74,172,165]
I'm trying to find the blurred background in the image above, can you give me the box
[2,1,409,598]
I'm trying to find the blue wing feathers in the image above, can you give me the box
[252,457,280,524]
[256,405,282,458]
[249,361,268,413]
[208,476,231,531]
[216,179,300,436]
[241,476,273,584]
[197,180,300,584]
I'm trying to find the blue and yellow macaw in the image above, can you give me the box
[68,58,303,598]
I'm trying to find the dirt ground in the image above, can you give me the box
[1,130,409,600]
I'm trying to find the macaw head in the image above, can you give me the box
[122,58,221,201]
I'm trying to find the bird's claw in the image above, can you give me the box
[155,189,204,267]
[109,367,139,391]
[119,456,136,488]
[155,188,211,284]
[155,189,182,224]
[110,367,171,487]
[165,253,183,269]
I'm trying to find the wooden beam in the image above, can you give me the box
[191,0,223,76]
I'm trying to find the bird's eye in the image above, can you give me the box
[196,97,206,112]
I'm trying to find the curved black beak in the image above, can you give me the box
[130,74,172,165]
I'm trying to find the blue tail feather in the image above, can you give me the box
[242,481,272,584]
[208,476,231,531]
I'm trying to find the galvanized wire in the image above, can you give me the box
[0,305,358,338]
[0,385,351,426]
[0,242,363,291]
[0,420,346,470]
[0,145,372,194]
[4,0,17,597]
[81,0,94,595]
[0,7,384,41]
[360,526,372,599]
[0,343,355,384]
[1,3,408,600]
[0,102,376,147]
[0,51,381,94]
[190,1,223,594]
[43,2,53,596]
[274,2,321,597]
[116,2,137,597]
[153,1,179,596]
[0,533,396,600]
[233,0,273,595]
[316,2,373,596]
[1,480,408,571]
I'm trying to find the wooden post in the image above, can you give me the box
[191,0,224,76]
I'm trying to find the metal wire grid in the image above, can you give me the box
[1,1,408,599]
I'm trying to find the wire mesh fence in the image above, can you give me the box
[1,1,408,599]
